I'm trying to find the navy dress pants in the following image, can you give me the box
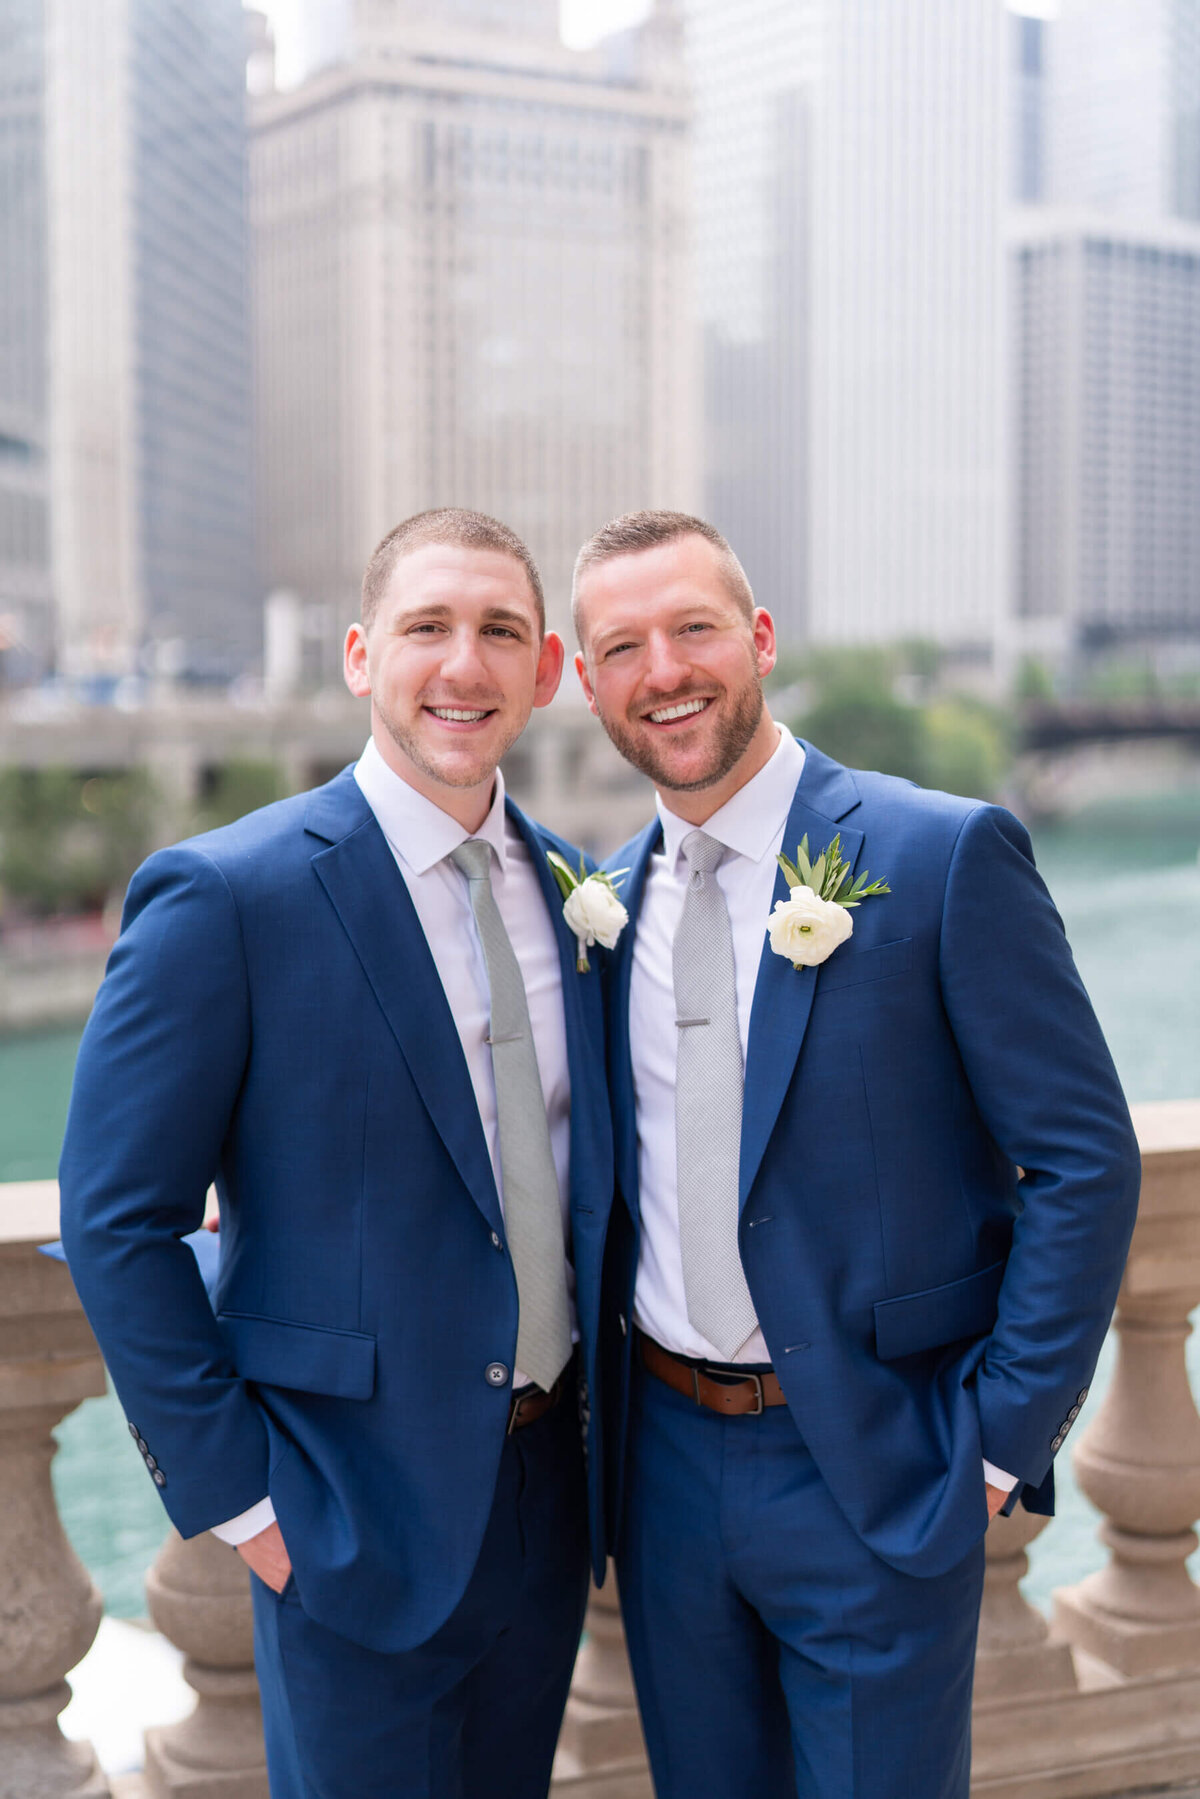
[617,1360,986,1799]
[250,1394,590,1799]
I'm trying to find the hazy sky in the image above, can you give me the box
[260,0,653,83]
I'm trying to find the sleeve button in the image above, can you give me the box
[153,1470,167,1488]
[128,1422,140,1440]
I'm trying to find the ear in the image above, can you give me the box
[574,649,600,718]
[752,607,777,681]
[532,630,566,709]
[344,623,371,699]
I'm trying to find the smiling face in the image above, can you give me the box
[574,533,780,822]
[344,541,564,830]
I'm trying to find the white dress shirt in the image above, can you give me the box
[628,726,1016,1493]
[630,725,802,1366]
[211,741,576,1545]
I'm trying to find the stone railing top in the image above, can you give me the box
[1130,1099,1200,1159]
[0,1177,61,1245]
[0,1112,1198,1255]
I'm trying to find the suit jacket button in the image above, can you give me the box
[491,1231,502,1249]
[485,1362,510,1387]
[153,1470,167,1488]
[618,1314,627,1337]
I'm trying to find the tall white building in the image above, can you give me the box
[683,0,1008,659]
[1012,211,1200,655]
[43,0,256,685]
[250,0,695,637]
[1044,0,1200,223]
[0,0,51,679]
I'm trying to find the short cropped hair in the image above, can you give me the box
[572,510,755,640]
[361,509,545,634]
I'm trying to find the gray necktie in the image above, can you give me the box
[674,829,759,1358]
[450,839,572,1393]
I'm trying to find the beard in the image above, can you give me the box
[597,669,765,793]
[374,693,522,791]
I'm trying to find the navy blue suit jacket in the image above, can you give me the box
[598,741,1140,1579]
[59,768,613,1652]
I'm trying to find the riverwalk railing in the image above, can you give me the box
[2,1098,1198,1799]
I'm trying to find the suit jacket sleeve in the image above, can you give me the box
[937,804,1140,1488]
[59,844,272,1536]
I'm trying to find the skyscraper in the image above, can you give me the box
[683,0,1008,658]
[0,0,50,680]
[1012,213,1200,656]
[1011,10,1048,204]
[45,0,256,685]
[251,0,695,635]
[1009,0,1200,666]
[1044,0,1200,223]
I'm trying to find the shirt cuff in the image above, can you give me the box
[210,1495,277,1546]
[982,1458,1018,1493]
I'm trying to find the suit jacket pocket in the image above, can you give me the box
[219,1311,377,1400]
[819,937,912,992]
[873,1257,1006,1362]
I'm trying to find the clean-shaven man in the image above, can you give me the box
[572,510,1139,1799]
[61,510,614,1799]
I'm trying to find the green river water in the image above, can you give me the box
[3,791,1198,1617]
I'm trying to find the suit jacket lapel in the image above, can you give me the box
[606,819,661,1223]
[739,743,863,1210]
[505,799,615,1233]
[306,774,503,1238]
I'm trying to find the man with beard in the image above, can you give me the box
[61,510,613,1799]
[571,510,1139,1799]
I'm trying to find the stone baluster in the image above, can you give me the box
[974,1508,1077,1705]
[142,1529,268,1799]
[0,1182,110,1798]
[553,1570,652,1797]
[1054,1100,1200,1677]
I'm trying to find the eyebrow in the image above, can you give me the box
[590,602,725,651]
[388,603,533,630]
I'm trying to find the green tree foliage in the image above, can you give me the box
[0,768,156,917]
[921,698,1010,800]
[194,760,286,832]
[777,646,1012,800]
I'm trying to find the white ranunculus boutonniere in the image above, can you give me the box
[546,853,629,973]
[767,834,890,971]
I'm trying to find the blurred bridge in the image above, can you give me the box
[0,693,653,859]
[1018,700,1200,753]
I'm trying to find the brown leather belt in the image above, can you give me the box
[638,1331,787,1417]
[507,1370,568,1434]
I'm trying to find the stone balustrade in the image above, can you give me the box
[2,1098,1199,1799]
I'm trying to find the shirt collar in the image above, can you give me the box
[353,736,509,877]
[656,725,805,875]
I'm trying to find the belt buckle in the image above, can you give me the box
[507,1391,526,1436]
[693,1364,765,1415]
